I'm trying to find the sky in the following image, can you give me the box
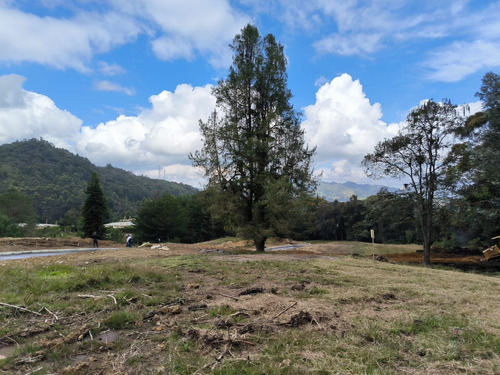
[0,0,499,189]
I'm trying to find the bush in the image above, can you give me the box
[0,214,23,237]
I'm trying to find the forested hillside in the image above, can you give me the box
[0,139,198,222]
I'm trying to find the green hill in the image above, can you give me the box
[0,139,198,222]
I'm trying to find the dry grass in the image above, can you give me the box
[0,241,498,374]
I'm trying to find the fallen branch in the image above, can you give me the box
[217,292,239,301]
[77,294,117,304]
[271,301,297,320]
[40,306,59,321]
[108,294,117,305]
[77,294,102,299]
[0,302,42,316]
[230,311,251,318]
[26,366,43,375]
[312,317,322,329]
[238,287,264,296]
[0,335,19,347]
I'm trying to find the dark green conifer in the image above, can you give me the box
[82,172,108,238]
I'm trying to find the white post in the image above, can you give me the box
[370,229,375,262]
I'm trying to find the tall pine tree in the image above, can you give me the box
[190,24,316,251]
[82,172,108,238]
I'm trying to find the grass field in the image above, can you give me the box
[0,241,498,374]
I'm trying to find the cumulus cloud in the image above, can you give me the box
[136,0,249,68]
[302,73,400,183]
[0,74,82,148]
[0,71,483,188]
[0,73,217,185]
[75,83,216,182]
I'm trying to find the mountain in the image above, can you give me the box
[316,181,399,202]
[0,139,198,222]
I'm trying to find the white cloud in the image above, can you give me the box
[0,73,216,185]
[151,35,196,61]
[0,3,141,71]
[97,62,126,76]
[94,80,136,96]
[313,32,382,56]
[425,40,500,82]
[0,74,82,148]
[0,1,249,71]
[302,73,400,183]
[284,0,500,82]
[75,83,216,181]
[316,160,368,184]
[143,164,205,189]
[138,0,249,68]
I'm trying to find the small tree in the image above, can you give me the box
[190,24,316,251]
[363,100,466,265]
[134,194,188,243]
[82,172,108,238]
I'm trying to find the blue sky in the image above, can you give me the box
[1,0,498,188]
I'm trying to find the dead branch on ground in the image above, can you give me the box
[0,302,42,316]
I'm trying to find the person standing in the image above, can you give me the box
[126,234,133,248]
[91,231,99,248]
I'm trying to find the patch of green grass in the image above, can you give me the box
[392,313,467,336]
[209,304,236,317]
[104,310,139,330]
[37,264,76,278]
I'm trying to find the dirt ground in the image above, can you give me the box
[0,237,498,271]
[1,237,498,374]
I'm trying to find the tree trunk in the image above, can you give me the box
[423,241,431,265]
[254,237,266,252]
[422,210,433,265]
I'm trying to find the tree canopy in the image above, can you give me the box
[363,99,467,264]
[190,24,316,251]
[445,72,500,244]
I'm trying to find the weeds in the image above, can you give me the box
[0,251,498,374]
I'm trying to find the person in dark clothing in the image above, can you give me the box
[91,231,99,248]
[126,234,133,248]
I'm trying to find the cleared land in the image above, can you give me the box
[0,238,499,374]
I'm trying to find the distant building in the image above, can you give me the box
[105,219,134,229]
[18,223,59,228]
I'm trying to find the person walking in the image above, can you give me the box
[126,234,133,248]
